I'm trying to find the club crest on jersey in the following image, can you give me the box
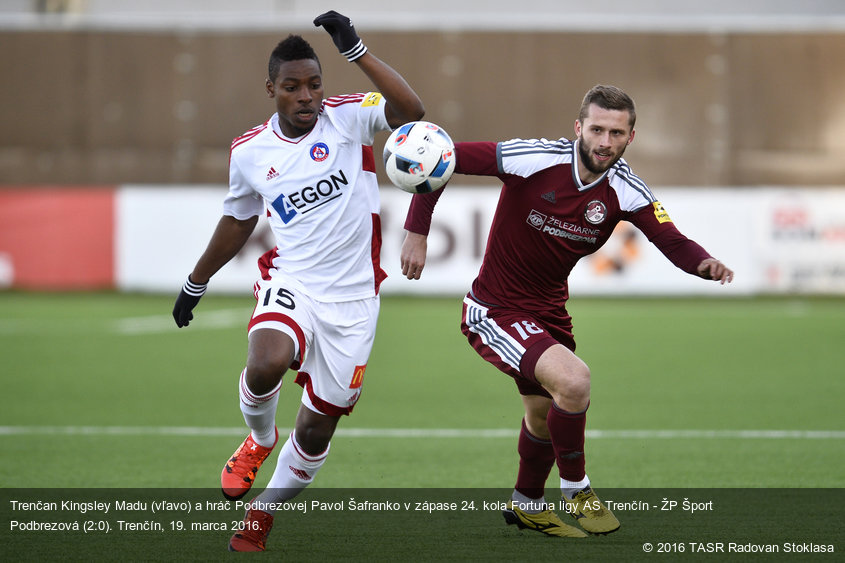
[310,142,329,162]
[584,200,607,224]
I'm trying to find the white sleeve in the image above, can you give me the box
[328,92,390,146]
[498,137,573,177]
[608,159,657,213]
[223,152,263,219]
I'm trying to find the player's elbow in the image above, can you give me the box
[403,95,425,122]
[407,101,425,122]
[386,101,425,129]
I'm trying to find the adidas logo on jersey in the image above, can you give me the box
[542,191,556,203]
[266,167,279,181]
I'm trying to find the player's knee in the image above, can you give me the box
[295,423,333,456]
[294,407,339,455]
[570,365,591,410]
[297,430,331,456]
[548,363,591,412]
[245,352,290,395]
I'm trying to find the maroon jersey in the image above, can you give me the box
[405,138,711,313]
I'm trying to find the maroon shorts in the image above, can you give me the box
[460,293,575,398]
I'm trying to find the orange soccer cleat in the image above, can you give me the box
[228,509,274,552]
[221,427,278,501]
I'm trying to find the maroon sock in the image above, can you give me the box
[547,402,587,481]
[514,419,555,499]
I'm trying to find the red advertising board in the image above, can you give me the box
[0,187,115,289]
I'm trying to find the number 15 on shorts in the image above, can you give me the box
[261,287,296,310]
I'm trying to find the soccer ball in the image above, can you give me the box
[383,121,456,194]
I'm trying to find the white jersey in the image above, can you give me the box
[224,92,390,302]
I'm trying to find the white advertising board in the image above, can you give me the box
[116,185,269,293]
[115,185,845,296]
[752,188,845,293]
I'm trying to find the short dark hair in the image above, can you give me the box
[268,34,321,82]
[579,84,636,129]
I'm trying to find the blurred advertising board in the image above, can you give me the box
[2,185,844,295]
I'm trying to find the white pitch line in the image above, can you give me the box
[0,426,843,439]
[0,309,248,335]
[114,309,247,334]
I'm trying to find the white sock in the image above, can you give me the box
[238,368,281,448]
[511,490,547,514]
[560,475,591,500]
[250,432,330,513]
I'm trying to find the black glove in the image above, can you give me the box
[172,275,207,328]
[313,10,368,62]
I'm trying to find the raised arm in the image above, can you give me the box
[355,53,425,127]
[313,10,424,127]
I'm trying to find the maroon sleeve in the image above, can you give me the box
[629,205,712,276]
[403,142,501,235]
[453,141,500,175]
[403,189,444,236]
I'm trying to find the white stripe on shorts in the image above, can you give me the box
[463,296,526,372]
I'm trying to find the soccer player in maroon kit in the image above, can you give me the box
[400,84,733,537]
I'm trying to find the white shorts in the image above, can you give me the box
[248,278,380,417]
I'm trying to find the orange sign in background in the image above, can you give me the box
[0,187,115,289]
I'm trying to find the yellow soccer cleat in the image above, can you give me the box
[563,487,620,535]
[503,501,587,538]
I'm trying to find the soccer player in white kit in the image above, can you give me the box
[171,11,424,552]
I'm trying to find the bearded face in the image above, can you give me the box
[575,105,634,181]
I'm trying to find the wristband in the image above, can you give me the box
[183,275,207,297]
[341,40,368,62]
